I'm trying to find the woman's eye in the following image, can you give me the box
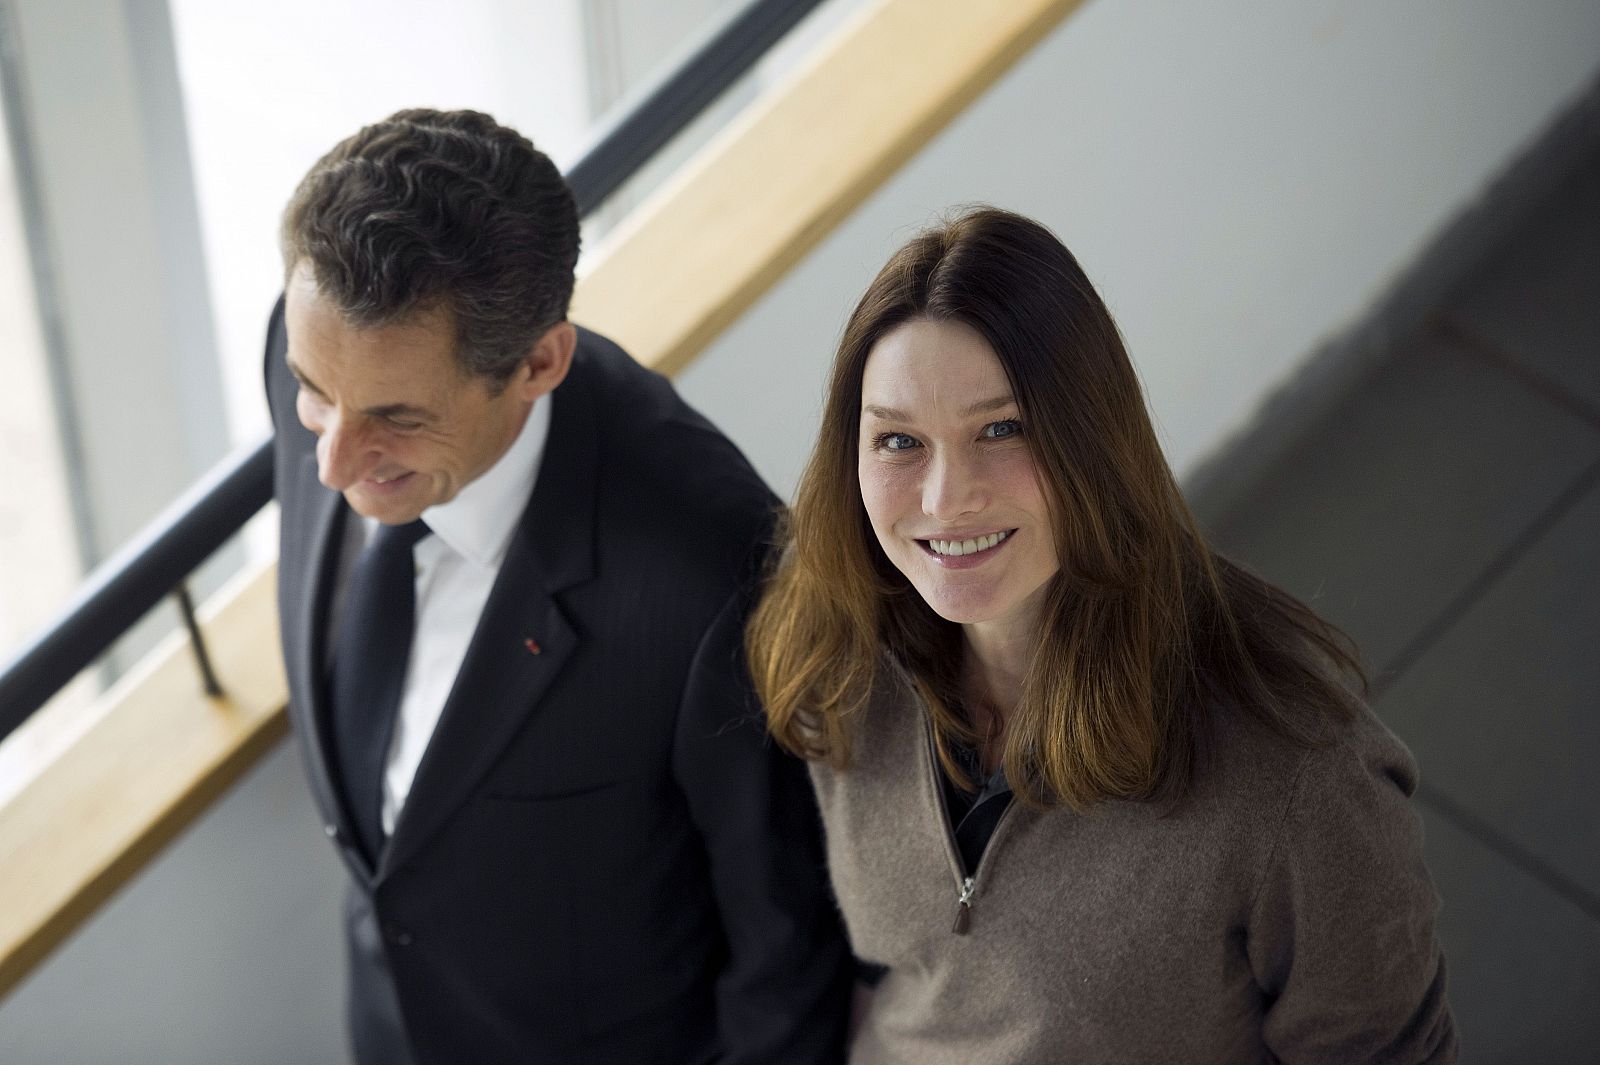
[983,419,1023,440]
[876,432,919,452]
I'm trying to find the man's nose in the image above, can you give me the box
[922,450,985,522]
[316,412,379,491]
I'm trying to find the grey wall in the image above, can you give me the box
[676,0,1600,499]
[1198,142,1600,1061]
[0,744,350,1064]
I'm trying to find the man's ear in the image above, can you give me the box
[512,321,576,401]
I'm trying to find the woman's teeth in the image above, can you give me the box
[928,530,1008,556]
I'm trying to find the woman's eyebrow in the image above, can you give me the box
[862,396,1015,421]
[961,395,1016,417]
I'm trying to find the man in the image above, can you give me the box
[264,108,850,1065]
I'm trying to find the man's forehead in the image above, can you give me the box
[288,289,460,391]
[289,274,452,346]
[291,256,454,319]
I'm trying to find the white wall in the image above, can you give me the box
[677,0,1600,500]
[3,0,228,566]
[0,0,244,699]
[0,68,76,656]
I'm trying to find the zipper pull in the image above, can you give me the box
[951,877,976,934]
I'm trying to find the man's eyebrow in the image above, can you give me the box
[285,357,436,422]
[366,402,435,422]
[285,356,327,398]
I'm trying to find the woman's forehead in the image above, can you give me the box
[861,319,1013,416]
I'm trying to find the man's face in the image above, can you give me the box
[283,266,541,525]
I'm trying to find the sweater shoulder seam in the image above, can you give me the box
[1244,746,1316,919]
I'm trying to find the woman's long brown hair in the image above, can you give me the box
[746,207,1361,809]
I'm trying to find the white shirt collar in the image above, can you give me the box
[419,393,552,570]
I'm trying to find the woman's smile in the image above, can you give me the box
[916,528,1015,566]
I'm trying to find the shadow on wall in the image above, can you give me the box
[1193,133,1600,1061]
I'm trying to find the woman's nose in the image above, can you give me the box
[922,451,985,521]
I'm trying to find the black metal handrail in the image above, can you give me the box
[0,0,824,739]
[0,439,273,733]
[565,0,821,216]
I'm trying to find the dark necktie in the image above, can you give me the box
[330,518,432,865]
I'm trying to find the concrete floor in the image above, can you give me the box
[1198,148,1600,1061]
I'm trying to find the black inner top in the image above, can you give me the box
[940,739,1015,875]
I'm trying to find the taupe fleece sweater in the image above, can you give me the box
[810,662,1457,1064]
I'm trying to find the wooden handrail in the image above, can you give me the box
[0,0,1082,999]
[0,562,288,995]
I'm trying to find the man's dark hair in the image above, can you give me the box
[281,108,580,384]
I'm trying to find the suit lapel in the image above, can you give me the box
[284,456,373,882]
[380,358,600,879]
[267,294,375,883]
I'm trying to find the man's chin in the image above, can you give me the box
[343,482,428,525]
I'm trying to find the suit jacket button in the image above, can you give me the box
[384,923,414,947]
[323,824,338,840]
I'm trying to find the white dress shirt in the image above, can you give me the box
[332,394,551,838]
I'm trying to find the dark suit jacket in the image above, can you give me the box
[264,299,850,1065]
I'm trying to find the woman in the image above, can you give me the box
[747,207,1456,1063]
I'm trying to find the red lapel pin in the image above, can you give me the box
[523,637,542,656]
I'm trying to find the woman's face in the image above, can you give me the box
[857,318,1059,634]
